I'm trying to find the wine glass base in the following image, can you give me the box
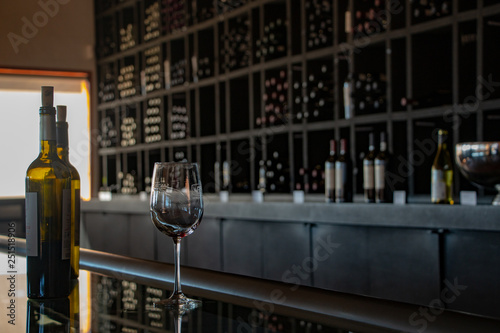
[154,292,201,310]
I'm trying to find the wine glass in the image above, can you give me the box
[150,162,204,309]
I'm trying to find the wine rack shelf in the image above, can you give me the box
[94,0,500,199]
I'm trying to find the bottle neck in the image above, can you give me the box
[56,122,70,162]
[438,131,448,148]
[329,140,336,156]
[39,111,57,157]
[340,139,347,155]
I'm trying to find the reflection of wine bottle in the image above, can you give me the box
[27,297,70,331]
[363,133,375,203]
[325,140,337,202]
[335,139,353,202]
[431,129,454,204]
[56,106,81,279]
[375,132,388,203]
[26,87,71,298]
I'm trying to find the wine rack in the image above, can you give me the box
[94,0,500,201]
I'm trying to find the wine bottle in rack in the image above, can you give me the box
[26,86,72,298]
[56,105,81,279]
[363,132,376,203]
[325,139,337,203]
[144,1,161,42]
[170,104,188,140]
[375,132,388,203]
[117,64,137,99]
[352,0,387,36]
[162,0,187,33]
[431,129,454,204]
[119,23,135,51]
[99,65,116,103]
[144,97,162,144]
[305,0,333,50]
[262,70,288,126]
[335,138,353,203]
[412,0,452,23]
[121,114,138,147]
[144,46,162,93]
[307,63,333,120]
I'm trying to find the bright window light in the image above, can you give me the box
[0,74,91,200]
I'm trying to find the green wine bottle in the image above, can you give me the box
[56,105,81,279]
[25,86,72,298]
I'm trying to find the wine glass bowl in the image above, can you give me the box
[455,142,500,205]
[150,162,203,308]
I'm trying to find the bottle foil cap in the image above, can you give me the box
[57,105,67,122]
[41,86,54,107]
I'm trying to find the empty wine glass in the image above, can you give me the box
[150,162,203,309]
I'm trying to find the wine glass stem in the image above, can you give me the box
[173,237,182,296]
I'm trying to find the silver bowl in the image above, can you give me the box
[455,142,500,205]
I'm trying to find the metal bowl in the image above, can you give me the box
[455,142,500,205]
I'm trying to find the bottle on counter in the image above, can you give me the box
[222,160,231,192]
[335,138,353,203]
[363,132,376,203]
[431,129,454,204]
[325,139,337,202]
[56,105,81,279]
[375,132,389,203]
[25,86,72,298]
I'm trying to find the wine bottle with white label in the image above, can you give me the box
[375,132,388,203]
[25,86,72,298]
[325,139,337,202]
[56,105,81,279]
[363,133,376,203]
[431,129,454,204]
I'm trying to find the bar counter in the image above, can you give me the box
[80,197,500,320]
[1,236,499,333]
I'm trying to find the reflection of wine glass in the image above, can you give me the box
[150,162,203,308]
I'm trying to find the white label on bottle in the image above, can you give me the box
[431,169,446,201]
[40,114,56,141]
[25,192,38,257]
[374,160,385,190]
[335,161,346,199]
[62,188,71,260]
[325,162,335,192]
[363,160,374,189]
[75,189,81,247]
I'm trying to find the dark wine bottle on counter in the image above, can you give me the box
[56,106,81,279]
[375,132,388,203]
[325,139,337,202]
[363,133,376,203]
[26,87,72,298]
[335,138,353,203]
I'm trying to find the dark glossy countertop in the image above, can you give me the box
[1,236,499,333]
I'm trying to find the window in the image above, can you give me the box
[0,70,91,199]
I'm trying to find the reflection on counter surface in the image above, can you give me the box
[1,240,500,333]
